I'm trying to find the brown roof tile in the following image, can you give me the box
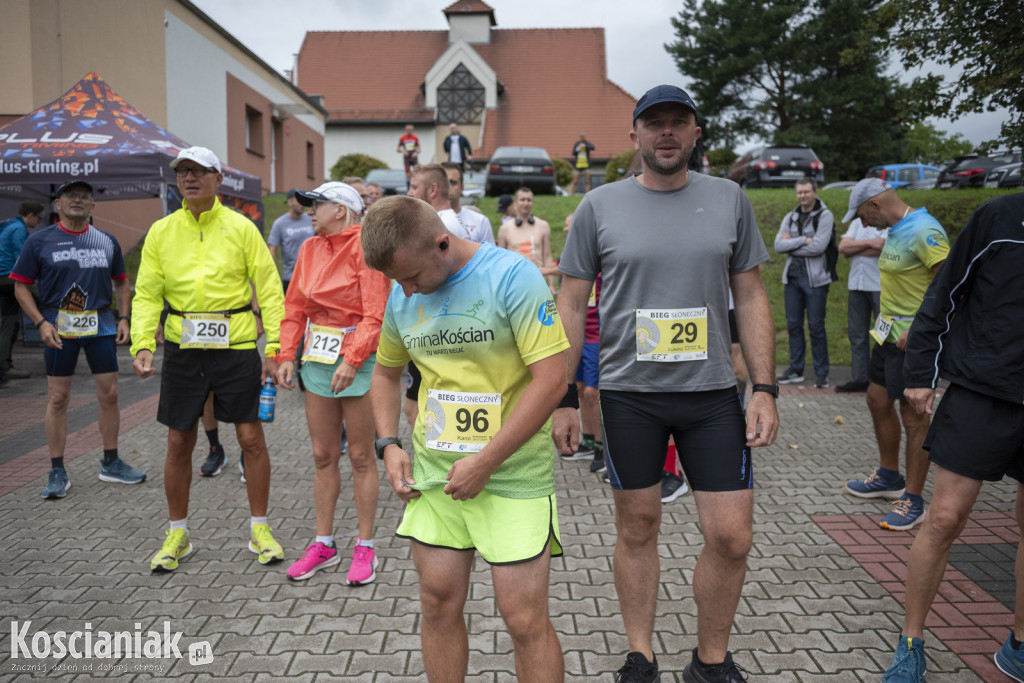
[297,27,638,161]
[443,0,496,23]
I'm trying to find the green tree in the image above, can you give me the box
[329,153,387,181]
[603,149,636,183]
[705,148,738,176]
[856,0,1024,151]
[667,0,907,180]
[901,123,975,165]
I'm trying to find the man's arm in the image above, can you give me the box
[774,213,803,252]
[14,282,61,350]
[551,274,591,454]
[790,211,833,256]
[443,352,567,501]
[838,236,885,258]
[730,266,779,447]
[538,222,556,292]
[113,278,131,344]
[370,362,420,501]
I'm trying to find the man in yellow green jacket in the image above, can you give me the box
[130,146,286,572]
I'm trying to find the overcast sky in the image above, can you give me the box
[192,0,1007,150]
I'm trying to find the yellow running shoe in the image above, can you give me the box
[248,524,284,565]
[150,529,193,573]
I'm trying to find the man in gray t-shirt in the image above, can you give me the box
[268,189,315,292]
[555,85,779,682]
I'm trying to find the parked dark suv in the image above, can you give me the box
[937,151,1021,189]
[727,145,825,188]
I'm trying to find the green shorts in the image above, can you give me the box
[299,353,375,398]
[396,487,562,565]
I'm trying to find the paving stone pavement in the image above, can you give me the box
[0,345,1015,681]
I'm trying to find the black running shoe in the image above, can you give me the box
[616,652,659,682]
[682,648,748,683]
[200,445,227,477]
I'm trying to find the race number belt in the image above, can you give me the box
[56,308,99,338]
[424,389,501,453]
[169,304,251,350]
[302,325,357,364]
[869,313,915,345]
[635,307,708,362]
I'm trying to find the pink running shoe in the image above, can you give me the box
[286,542,339,581]
[347,544,378,586]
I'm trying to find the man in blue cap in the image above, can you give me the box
[555,84,779,683]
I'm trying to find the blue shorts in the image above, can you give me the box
[574,342,599,388]
[45,334,119,377]
[299,353,375,398]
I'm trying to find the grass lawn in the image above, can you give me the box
[126,186,1018,368]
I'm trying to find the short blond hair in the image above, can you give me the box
[411,163,448,193]
[362,195,446,272]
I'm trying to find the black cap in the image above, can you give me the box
[632,85,698,124]
[56,180,94,197]
[286,188,300,199]
[497,194,513,214]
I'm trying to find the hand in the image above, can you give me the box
[804,236,812,245]
[780,232,791,240]
[115,319,130,345]
[744,391,779,448]
[330,360,357,393]
[260,357,277,383]
[275,360,295,390]
[132,349,156,379]
[551,406,581,455]
[904,387,936,415]
[444,453,494,501]
[38,321,63,350]
[383,447,420,502]
[896,328,910,351]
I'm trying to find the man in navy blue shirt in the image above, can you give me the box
[0,200,44,383]
[12,180,146,498]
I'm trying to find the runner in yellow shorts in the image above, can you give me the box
[363,195,570,682]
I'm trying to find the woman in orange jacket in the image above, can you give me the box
[273,181,391,585]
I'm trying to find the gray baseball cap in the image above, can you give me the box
[843,177,891,223]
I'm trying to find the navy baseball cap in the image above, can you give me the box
[56,180,94,197]
[633,85,698,123]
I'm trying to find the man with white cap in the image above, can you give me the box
[556,84,778,683]
[13,179,146,498]
[841,177,948,531]
[131,146,287,572]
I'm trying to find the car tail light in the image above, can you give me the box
[489,164,502,174]
[809,161,823,170]
[541,165,554,175]
[954,168,985,177]
[755,161,778,170]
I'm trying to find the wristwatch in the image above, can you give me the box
[751,383,779,398]
[374,436,403,460]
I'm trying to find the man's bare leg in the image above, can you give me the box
[612,485,662,660]
[692,489,753,664]
[412,543,474,682]
[92,372,119,449]
[44,376,74,459]
[867,382,902,472]
[236,422,270,516]
[493,541,563,682]
[900,399,932,497]
[165,425,198,520]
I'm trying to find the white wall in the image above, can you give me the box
[163,10,323,161]
[325,125,445,173]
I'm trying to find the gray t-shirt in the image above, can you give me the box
[267,212,314,280]
[559,174,769,392]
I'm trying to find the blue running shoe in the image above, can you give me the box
[845,467,906,500]
[41,468,70,499]
[995,632,1024,682]
[99,457,146,484]
[880,494,926,531]
[882,635,925,682]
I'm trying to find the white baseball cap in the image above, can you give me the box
[843,177,891,223]
[170,146,222,173]
[295,182,364,214]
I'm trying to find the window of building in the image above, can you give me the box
[306,141,315,179]
[437,64,485,124]
[245,106,264,155]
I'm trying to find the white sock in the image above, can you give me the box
[169,518,187,531]
[315,535,335,547]
[356,538,373,548]
[250,516,268,530]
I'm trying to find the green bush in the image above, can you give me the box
[603,149,636,183]
[553,158,573,188]
[329,153,388,181]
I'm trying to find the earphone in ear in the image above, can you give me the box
[440,240,448,251]
[515,216,536,226]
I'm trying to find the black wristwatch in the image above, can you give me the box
[374,436,403,460]
[118,315,131,323]
[751,383,779,398]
